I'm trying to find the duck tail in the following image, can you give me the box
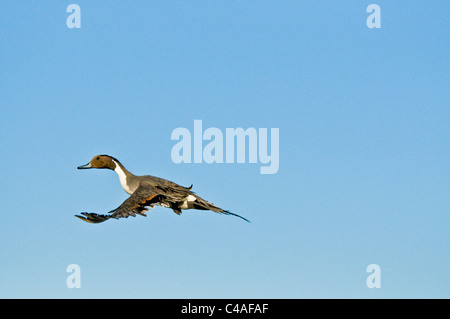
[192,197,251,223]
[221,210,251,223]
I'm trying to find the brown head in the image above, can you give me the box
[77,155,118,170]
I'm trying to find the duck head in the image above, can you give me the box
[77,155,118,170]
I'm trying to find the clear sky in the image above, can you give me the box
[0,1,449,298]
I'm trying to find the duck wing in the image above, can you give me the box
[75,185,163,223]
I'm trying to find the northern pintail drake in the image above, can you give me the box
[76,155,250,223]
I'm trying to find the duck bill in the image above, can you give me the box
[77,162,93,169]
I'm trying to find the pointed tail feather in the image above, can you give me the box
[192,198,251,223]
[221,210,251,223]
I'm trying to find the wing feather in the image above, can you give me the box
[75,185,162,223]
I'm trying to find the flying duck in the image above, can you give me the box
[76,155,250,223]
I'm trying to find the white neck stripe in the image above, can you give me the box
[113,160,133,195]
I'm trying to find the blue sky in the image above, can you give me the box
[0,1,449,298]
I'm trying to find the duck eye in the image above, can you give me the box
[96,157,100,160]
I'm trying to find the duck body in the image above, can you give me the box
[76,155,249,223]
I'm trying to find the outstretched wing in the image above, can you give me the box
[75,185,163,224]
